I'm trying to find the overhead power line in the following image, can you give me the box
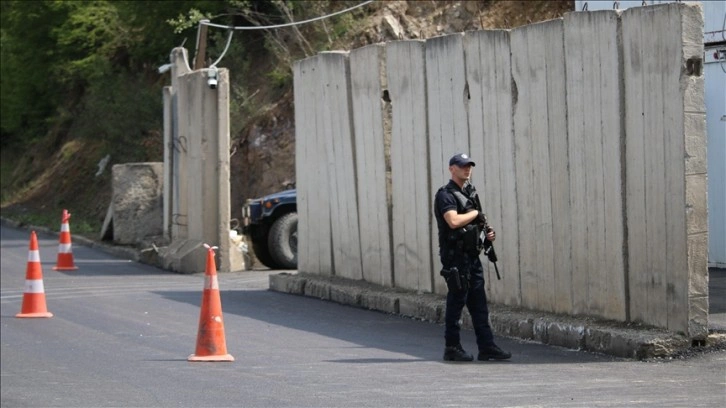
[201,0,375,30]
[193,0,375,69]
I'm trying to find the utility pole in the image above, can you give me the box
[194,22,209,70]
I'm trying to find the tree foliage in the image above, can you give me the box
[1,0,369,151]
[0,0,228,148]
[1,0,69,142]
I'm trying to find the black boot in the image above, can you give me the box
[443,344,474,362]
[478,344,512,361]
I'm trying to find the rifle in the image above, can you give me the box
[464,183,502,280]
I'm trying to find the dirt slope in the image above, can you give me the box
[231,0,574,215]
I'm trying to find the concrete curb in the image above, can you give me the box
[270,272,697,359]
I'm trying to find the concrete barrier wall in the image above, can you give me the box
[111,163,164,245]
[426,33,470,295]
[563,11,626,321]
[293,3,707,338]
[464,30,520,305]
[320,52,364,281]
[350,44,393,287]
[170,49,190,242]
[160,48,243,274]
[387,40,433,292]
[295,55,328,276]
[511,19,567,314]
[622,4,707,335]
[294,55,316,275]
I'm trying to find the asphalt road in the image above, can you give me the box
[1,225,724,407]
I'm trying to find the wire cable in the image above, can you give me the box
[210,30,234,68]
[200,0,375,30]
[196,0,374,69]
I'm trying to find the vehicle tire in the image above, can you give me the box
[268,212,298,269]
[250,225,280,269]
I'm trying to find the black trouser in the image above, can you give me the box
[444,257,495,350]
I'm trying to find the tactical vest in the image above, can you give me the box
[437,185,481,264]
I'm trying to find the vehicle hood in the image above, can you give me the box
[256,189,296,201]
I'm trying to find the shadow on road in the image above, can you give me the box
[154,288,623,365]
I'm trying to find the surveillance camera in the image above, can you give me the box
[207,67,218,90]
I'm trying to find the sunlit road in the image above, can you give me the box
[1,225,724,407]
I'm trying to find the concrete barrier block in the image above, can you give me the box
[683,76,705,113]
[680,3,704,56]
[688,232,709,297]
[582,326,610,353]
[489,308,536,340]
[330,285,363,306]
[686,174,708,234]
[636,337,691,360]
[111,163,163,245]
[304,279,330,300]
[158,238,205,274]
[398,294,442,322]
[397,294,422,318]
[360,291,399,314]
[268,273,286,292]
[489,314,512,336]
[547,322,586,350]
[684,113,707,174]
[269,273,306,294]
[532,318,550,344]
[584,327,634,358]
[688,295,709,340]
[517,318,535,340]
[424,299,445,323]
[585,326,691,359]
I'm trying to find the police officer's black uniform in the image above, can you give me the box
[434,154,511,362]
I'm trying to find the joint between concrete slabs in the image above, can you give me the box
[269,272,693,359]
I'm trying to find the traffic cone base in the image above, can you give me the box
[16,311,54,318]
[188,353,234,362]
[53,209,78,270]
[17,231,53,318]
[53,263,78,271]
[188,244,233,362]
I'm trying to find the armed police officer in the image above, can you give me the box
[433,153,511,362]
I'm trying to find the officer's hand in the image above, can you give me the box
[486,228,496,242]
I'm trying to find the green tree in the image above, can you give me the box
[1,0,229,149]
[1,0,70,146]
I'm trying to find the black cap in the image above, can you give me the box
[449,153,476,167]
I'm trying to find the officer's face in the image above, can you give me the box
[450,164,472,181]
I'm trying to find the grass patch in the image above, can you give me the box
[2,206,101,235]
[0,150,17,203]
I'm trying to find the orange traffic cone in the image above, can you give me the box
[17,231,53,318]
[188,244,234,362]
[53,209,78,271]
